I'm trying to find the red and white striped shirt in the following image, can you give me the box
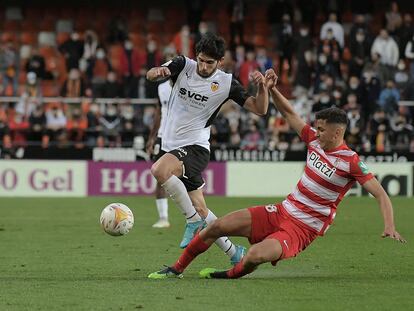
[281,125,373,235]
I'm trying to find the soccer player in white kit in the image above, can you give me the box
[146,33,270,265]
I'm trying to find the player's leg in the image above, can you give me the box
[201,239,282,279]
[152,182,170,228]
[151,152,202,223]
[148,209,252,278]
[151,142,170,228]
[189,190,246,264]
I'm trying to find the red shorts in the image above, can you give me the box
[248,204,317,263]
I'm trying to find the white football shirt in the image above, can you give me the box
[161,56,248,152]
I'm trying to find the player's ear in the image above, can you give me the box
[218,57,224,65]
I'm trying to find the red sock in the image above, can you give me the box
[226,260,255,279]
[173,233,210,272]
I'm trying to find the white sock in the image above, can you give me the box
[156,198,168,220]
[205,210,236,258]
[162,175,202,223]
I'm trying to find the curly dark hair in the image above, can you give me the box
[315,107,348,125]
[195,32,226,60]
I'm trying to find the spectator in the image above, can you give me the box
[394,59,410,96]
[294,24,313,59]
[220,49,236,74]
[172,25,194,58]
[60,68,85,98]
[194,21,209,48]
[87,48,112,98]
[25,47,53,80]
[362,52,390,84]
[345,106,363,149]
[276,14,294,73]
[240,120,264,151]
[185,0,205,33]
[28,104,46,145]
[228,0,246,49]
[211,113,231,146]
[45,104,67,146]
[238,49,260,91]
[405,34,414,78]
[385,1,402,36]
[107,16,128,44]
[368,109,390,152]
[120,104,139,147]
[59,31,84,71]
[144,39,162,98]
[66,107,87,148]
[0,42,19,96]
[255,46,273,74]
[15,72,42,118]
[103,71,123,98]
[294,50,313,90]
[320,12,344,48]
[349,28,371,77]
[8,111,29,147]
[389,106,413,150]
[371,29,399,67]
[120,39,146,98]
[79,30,99,73]
[396,13,413,57]
[85,103,102,146]
[378,80,400,114]
[349,14,372,48]
[360,70,382,124]
[99,104,121,147]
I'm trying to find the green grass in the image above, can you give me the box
[0,196,413,311]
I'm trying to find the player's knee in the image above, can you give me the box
[204,219,224,238]
[244,248,267,265]
[151,162,168,182]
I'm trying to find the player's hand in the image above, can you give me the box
[155,67,171,78]
[251,71,265,86]
[265,69,278,88]
[382,229,406,243]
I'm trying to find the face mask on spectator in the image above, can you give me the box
[356,34,365,42]
[147,41,157,52]
[90,104,99,114]
[96,50,105,59]
[397,62,406,70]
[320,95,330,103]
[71,32,80,41]
[106,107,117,116]
[318,54,327,65]
[300,28,308,36]
[69,70,80,80]
[124,41,133,50]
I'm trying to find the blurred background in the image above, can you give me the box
[0,0,413,161]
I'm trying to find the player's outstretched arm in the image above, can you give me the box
[265,69,306,136]
[242,71,269,116]
[362,178,406,243]
[146,66,171,82]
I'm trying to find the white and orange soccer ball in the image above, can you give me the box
[100,203,134,236]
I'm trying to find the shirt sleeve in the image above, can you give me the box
[228,78,249,107]
[163,55,186,78]
[349,154,374,185]
[300,124,317,145]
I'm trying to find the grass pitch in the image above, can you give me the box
[0,196,413,311]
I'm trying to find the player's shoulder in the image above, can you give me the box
[329,145,359,162]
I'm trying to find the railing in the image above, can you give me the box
[0,97,159,105]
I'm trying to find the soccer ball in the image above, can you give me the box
[100,203,134,236]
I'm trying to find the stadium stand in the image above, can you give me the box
[0,0,413,159]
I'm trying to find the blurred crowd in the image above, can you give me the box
[0,0,414,156]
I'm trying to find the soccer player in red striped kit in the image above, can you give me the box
[148,69,406,279]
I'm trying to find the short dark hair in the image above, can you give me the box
[195,33,225,60]
[315,107,348,126]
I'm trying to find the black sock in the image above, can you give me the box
[210,270,229,279]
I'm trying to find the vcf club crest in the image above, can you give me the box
[211,81,219,92]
